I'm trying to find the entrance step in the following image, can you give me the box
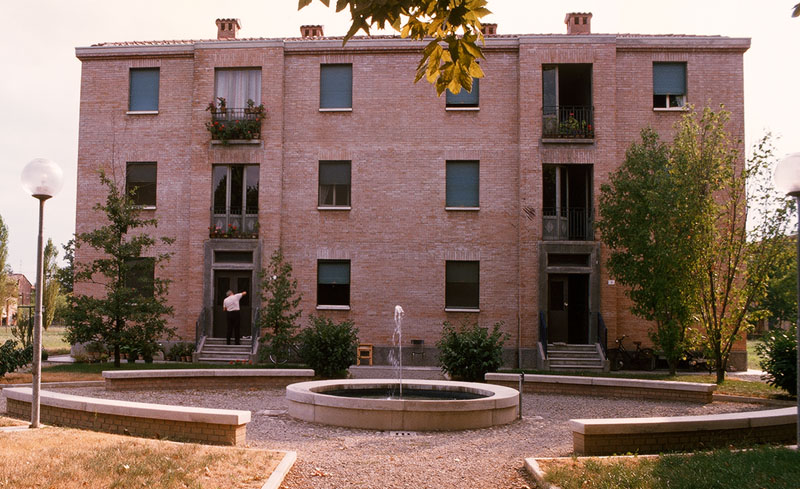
[197,337,254,363]
[547,343,605,372]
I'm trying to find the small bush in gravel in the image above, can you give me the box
[756,327,797,395]
[437,320,508,382]
[298,315,358,378]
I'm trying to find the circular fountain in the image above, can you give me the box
[285,305,520,431]
[286,378,519,431]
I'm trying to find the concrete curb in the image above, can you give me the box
[261,450,297,489]
[524,457,559,489]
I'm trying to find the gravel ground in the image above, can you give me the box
[0,386,766,489]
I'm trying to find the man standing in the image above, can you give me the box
[223,289,247,345]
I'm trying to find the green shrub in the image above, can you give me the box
[0,340,33,377]
[756,327,797,395]
[436,320,508,382]
[298,315,358,378]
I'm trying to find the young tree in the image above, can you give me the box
[42,238,62,330]
[55,238,75,295]
[597,127,714,374]
[300,0,490,95]
[257,248,302,357]
[759,237,797,327]
[65,172,175,367]
[688,117,795,382]
[0,215,17,318]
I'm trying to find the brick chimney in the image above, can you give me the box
[300,25,324,38]
[480,23,497,36]
[565,12,592,34]
[216,18,241,40]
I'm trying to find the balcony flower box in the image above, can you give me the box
[206,98,266,145]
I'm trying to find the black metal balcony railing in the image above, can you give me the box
[542,207,593,241]
[209,206,259,238]
[542,105,594,139]
[207,108,264,142]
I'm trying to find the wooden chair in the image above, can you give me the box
[357,344,373,366]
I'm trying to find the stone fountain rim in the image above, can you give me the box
[286,378,519,412]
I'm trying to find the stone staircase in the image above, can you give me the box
[547,343,606,372]
[196,337,253,363]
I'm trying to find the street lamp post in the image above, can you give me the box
[773,152,800,446]
[20,158,63,428]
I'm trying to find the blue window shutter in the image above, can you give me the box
[318,261,350,284]
[446,161,479,207]
[446,79,480,107]
[319,161,351,185]
[320,64,352,109]
[653,63,686,95]
[129,68,159,111]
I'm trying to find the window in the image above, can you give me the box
[445,261,479,310]
[653,62,686,109]
[446,79,479,108]
[446,160,479,208]
[214,251,253,263]
[320,64,352,110]
[318,260,350,307]
[212,165,259,235]
[126,162,157,207]
[124,257,155,298]
[214,68,261,112]
[129,68,159,112]
[319,161,351,207]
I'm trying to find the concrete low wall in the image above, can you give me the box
[3,387,251,446]
[486,373,715,404]
[102,369,315,390]
[570,407,797,455]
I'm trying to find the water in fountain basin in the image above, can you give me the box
[387,305,405,398]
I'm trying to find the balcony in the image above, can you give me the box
[210,206,259,238]
[542,207,593,241]
[542,106,594,140]
[206,102,265,145]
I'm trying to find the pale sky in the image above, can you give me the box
[1,0,798,280]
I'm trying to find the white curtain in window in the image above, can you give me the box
[214,69,261,109]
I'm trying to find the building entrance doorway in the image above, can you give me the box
[547,273,590,344]
[212,270,252,338]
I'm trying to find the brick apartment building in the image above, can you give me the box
[74,13,750,369]
[2,273,33,326]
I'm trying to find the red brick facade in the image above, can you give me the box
[74,18,750,368]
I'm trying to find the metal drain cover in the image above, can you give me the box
[387,431,418,437]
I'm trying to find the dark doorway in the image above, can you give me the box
[213,270,252,338]
[547,273,590,344]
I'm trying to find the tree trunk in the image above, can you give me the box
[715,350,726,384]
[668,358,678,376]
[114,344,120,368]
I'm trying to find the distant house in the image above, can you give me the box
[2,273,33,326]
[73,12,751,369]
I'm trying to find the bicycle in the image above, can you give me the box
[607,335,656,371]
[264,335,301,366]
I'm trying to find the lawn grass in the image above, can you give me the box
[0,426,282,489]
[747,339,765,370]
[0,415,26,427]
[541,446,800,489]
[0,324,71,354]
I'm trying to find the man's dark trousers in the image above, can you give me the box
[226,310,241,345]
